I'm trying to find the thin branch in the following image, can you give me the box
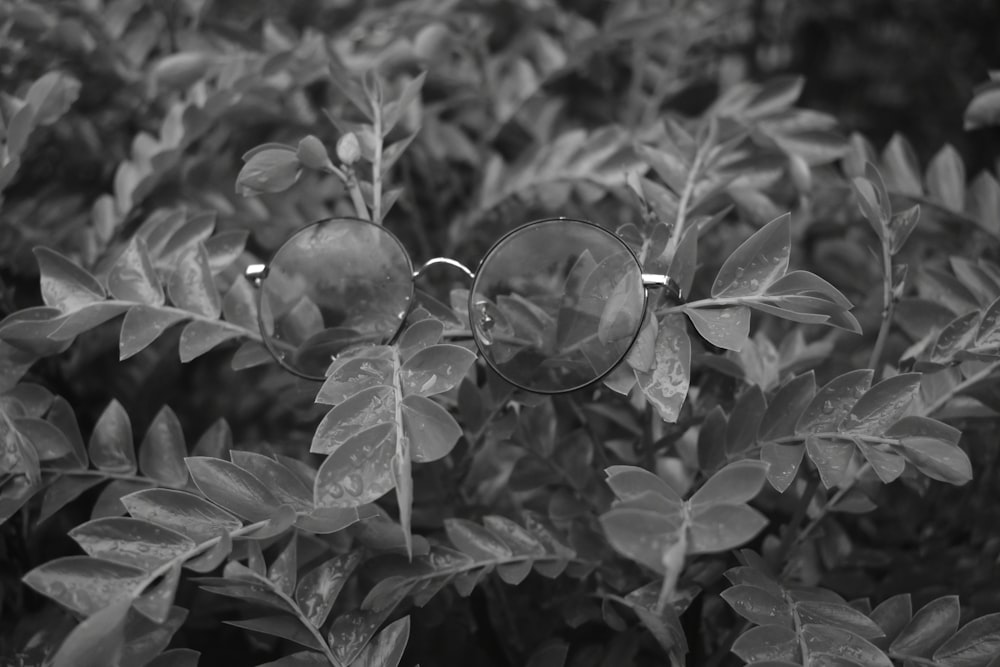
[867,236,895,378]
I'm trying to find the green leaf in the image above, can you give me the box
[688,504,768,554]
[178,320,241,362]
[69,517,195,572]
[795,601,885,639]
[317,353,394,405]
[138,406,188,487]
[352,616,410,667]
[689,460,769,508]
[600,507,683,574]
[685,306,750,351]
[796,369,873,435]
[721,584,793,628]
[230,451,312,511]
[91,479,152,520]
[759,373,817,443]
[121,488,242,543]
[145,648,201,667]
[482,515,547,557]
[726,385,767,455]
[14,416,72,460]
[805,436,855,488]
[766,271,853,309]
[51,599,130,667]
[36,475,103,525]
[236,147,301,196]
[888,205,921,255]
[711,214,790,298]
[932,612,1000,666]
[132,563,181,623]
[167,244,221,319]
[885,416,960,445]
[311,385,395,454]
[328,584,413,665]
[88,399,137,474]
[605,465,683,506]
[898,437,972,485]
[49,302,131,341]
[445,518,513,561]
[25,71,81,126]
[119,306,187,360]
[853,438,905,483]
[397,318,444,360]
[295,552,362,628]
[23,555,145,616]
[890,595,961,659]
[839,373,920,435]
[224,616,322,651]
[34,247,106,312]
[399,344,477,397]
[802,624,891,667]
[636,315,691,423]
[205,230,249,274]
[120,606,188,667]
[400,394,462,462]
[870,594,912,650]
[185,457,281,521]
[108,237,164,306]
[964,80,1000,130]
[968,172,1000,234]
[760,443,805,492]
[314,422,396,508]
[731,624,799,663]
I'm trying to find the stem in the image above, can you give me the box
[867,236,895,379]
[344,168,371,221]
[372,97,384,224]
[667,137,711,258]
[777,475,819,561]
[789,593,810,663]
[923,360,1000,416]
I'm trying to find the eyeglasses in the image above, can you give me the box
[244,217,682,394]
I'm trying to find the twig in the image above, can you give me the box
[867,235,895,379]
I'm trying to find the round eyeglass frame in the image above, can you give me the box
[246,216,679,393]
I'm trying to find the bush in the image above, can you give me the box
[2,1,1000,666]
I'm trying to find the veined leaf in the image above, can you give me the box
[316,355,394,406]
[178,320,241,362]
[400,394,462,462]
[802,624,891,667]
[636,315,691,423]
[711,214,790,298]
[311,385,395,454]
[932,612,1000,666]
[839,374,920,435]
[795,601,885,639]
[351,616,410,667]
[890,595,960,659]
[138,406,188,487]
[445,518,514,561]
[295,551,362,628]
[167,244,221,319]
[119,306,187,360]
[51,599,130,667]
[185,456,280,521]
[721,584,793,628]
[33,247,106,312]
[69,517,195,571]
[120,606,188,667]
[759,372,817,442]
[805,436,855,488]
[760,443,805,492]
[230,451,312,511]
[88,400,137,474]
[314,422,396,508]
[121,488,242,543]
[225,616,322,651]
[796,369,874,435]
[23,556,146,616]
[399,344,477,397]
[328,583,413,666]
[605,465,683,506]
[599,508,683,574]
[685,306,750,351]
[688,504,768,554]
[731,624,799,663]
[108,237,164,306]
[898,437,972,485]
[689,460,769,508]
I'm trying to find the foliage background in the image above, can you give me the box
[2,0,1000,666]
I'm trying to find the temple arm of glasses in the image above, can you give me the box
[642,273,683,301]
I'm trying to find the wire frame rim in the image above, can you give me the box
[466,216,649,394]
[255,216,416,381]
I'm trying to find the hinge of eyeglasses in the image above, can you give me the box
[642,273,683,301]
[245,263,268,286]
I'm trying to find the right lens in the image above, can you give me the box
[258,218,414,379]
[469,218,646,393]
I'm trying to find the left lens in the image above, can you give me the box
[469,218,645,393]
[259,218,413,379]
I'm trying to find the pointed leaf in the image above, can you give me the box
[721,585,793,628]
[109,237,164,306]
[51,599,130,667]
[92,479,152,520]
[890,595,961,659]
[795,601,885,639]
[120,606,188,667]
[167,245,221,318]
[352,616,410,667]
[268,534,297,597]
[317,355,394,406]
[932,612,1000,667]
[689,504,768,554]
[802,624,891,667]
[69,517,195,571]
[401,394,462,462]
[690,460,769,508]
[295,552,362,628]
[23,556,146,616]
[138,406,187,486]
[599,508,683,574]
[761,443,805,492]
[839,373,920,435]
[686,306,750,351]
[178,320,241,362]
[759,373,816,443]
[119,306,187,360]
[400,344,477,397]
[796,370,873,435]
[225,616,321,651]
[898,437,972,485]
[310,386,395,454]
[445,518,513,561]
[89,399,137,474]
[34,247,106,312]
[712,214,790,297]
[121,488,242,543]
[132,563,182,623]
[185,456,280,521]
[230,451,311,511]
[37,475,103,525]
[314,422,396,508]
[732,624,799,663]
[636,315,691,423]
[605,465,683,506]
